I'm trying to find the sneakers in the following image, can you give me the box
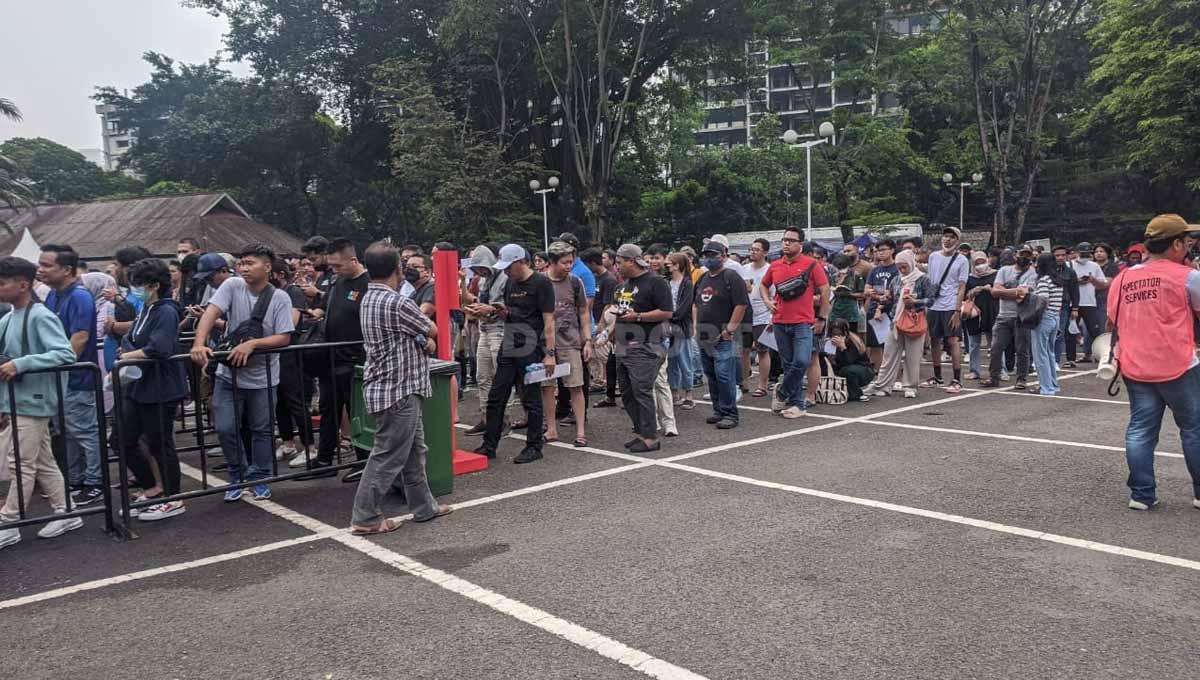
[138,501,186,522]
[857,396,870,403]
[223,487,244,502]
[771,392,787,413]
[944,380,962,394]
[463,422,487,436]
[71,485,104,506]
[275,444,297,461]
[866,389,890,398]
[892,382,904,392]
[1128,498,1161,511]
[251,483,271,500]
[680,399,695,410]
[705,414,722,425]
[0,527,20,549]
[472,444,497,459]
[780,406,806,419]
[903,388,917,399]
[1014,380,1027,391]
[715,418,738,430]
[37,513,84,539]
[921,378,945,388]
[1194,499,1200,510]
[287,451,311,469]
[979,379,1000,388]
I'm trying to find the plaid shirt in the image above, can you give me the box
[360,282,433,414]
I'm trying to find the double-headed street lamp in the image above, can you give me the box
[782,122,836,233]
[943,171,984,239]
[530,176,559,251]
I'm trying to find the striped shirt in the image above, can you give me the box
[1035,275,1064,315]
[360,282,433,414]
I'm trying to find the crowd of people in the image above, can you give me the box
[3,213,1200,549]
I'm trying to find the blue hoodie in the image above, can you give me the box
[0,303,77,418]
[120,298,188,404]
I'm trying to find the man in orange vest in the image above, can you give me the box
[1108,214,1200,511]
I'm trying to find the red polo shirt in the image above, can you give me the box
[761,255,828,325]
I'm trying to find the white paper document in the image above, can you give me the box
[522,362,571,384]
[868,316,892,342]
[757,326,779,352]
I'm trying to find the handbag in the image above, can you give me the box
[814,355,848,405]
[960,298,979,319]
[1017,290,1047,328]
[775,261,818,301]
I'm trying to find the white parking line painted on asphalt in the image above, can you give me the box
[654,459,1200,573]
[187,470,711,680]
[0,461,652,611]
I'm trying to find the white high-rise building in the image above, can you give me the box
[95,103,137,174]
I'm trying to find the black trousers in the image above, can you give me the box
[483,353,543,452]
[316,369,357,463]
[276,352,313,447]
[1067,305,1105,361]
[605,351,618,401]
[617,344,663,439]
[121,396,181,496]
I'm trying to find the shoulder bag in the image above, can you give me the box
[775,261,819,301]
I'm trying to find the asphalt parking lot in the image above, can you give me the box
[3,363,1200,679]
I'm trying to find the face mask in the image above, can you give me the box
[128,286,147,301]
[1017,256,1031,269]
[702,257,722,271]
[973,263,989,275]
[404,268,421,284]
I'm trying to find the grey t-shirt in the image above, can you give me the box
[994,264,1038,320]
[208,277,295,389]
[926,250,970,311]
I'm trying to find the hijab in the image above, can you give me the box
[82,272,116,305]
[971,250,994,277]
[896,250,922,287]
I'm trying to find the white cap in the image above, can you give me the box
[494,244,527,270]
[709,234,730,248]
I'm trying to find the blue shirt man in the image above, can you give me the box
[44,281,98,391]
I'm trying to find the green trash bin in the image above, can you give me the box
[351,360,460,497]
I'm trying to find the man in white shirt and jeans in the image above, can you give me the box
[922,227,970,393]
[1069,241,1108,364]
[742,238,774,396]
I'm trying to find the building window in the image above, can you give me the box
[116,140,130,148]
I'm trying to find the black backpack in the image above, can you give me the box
[212,285,276,367]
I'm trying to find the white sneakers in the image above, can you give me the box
[780,406,806,419]
[1128,498,1161,511]
[37,513,84,539]
[275,444,297,461]
[771,392,787,413]
[903,389,917,399]
[0,527,19,549]
[138,501,186,522]
[288,451,311,468]
[867,389,890,398]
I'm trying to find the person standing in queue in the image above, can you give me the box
[1108,214,1200,511]
[473,245,556,464]
[610,244,674,452]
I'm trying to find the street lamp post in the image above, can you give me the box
[782,122,837,233]
[529,176,559,251]
[943,171,984,235]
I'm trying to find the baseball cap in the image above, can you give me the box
[942,226,962,239]
[1074,241,1093,253]
[556,232,580,249]
[193,253,229,282]
[701,240,727,256]
[708,234,731,249]
[494,244,528,271]
[1144,214,1190,240]
[1017,243,1035,254]
[615,243,649,268]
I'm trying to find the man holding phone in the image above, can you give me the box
[1070,242,1107,364]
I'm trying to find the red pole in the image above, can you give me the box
[432,250,460,362]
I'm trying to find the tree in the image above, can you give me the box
[963,0,1090,244]
[0,137,141,203]
[1085,0,1200,201]
[0,98,34,229]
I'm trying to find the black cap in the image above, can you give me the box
[556,232,580,249]
[700,241,727,256]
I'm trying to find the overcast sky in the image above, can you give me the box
[1,1,251,150]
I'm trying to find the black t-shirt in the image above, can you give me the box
[325,271,370,364]
[411,280,435,308]
[501,272,555,358]
[594,271,618,324]
[694,267,751,347]
[612,272,673,349]
[284,283,311,333]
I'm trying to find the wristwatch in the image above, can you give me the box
[636,312,642,322]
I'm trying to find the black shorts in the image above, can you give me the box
[927,309,959,339]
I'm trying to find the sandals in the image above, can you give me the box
[750,388,768,398]
[351,519,401,535]
[574,437,588,448]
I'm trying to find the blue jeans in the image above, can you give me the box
[700,339,739,421]
[1124,364,1200,504]
[775,323,814,409]
[967,333,983,376]
[1031,312,1060,395]
[63,389,101,487]
[212,378,274,483]
[667,336,695,391]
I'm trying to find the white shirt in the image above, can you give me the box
[741,260,772,326]
[1071,259,1105,307]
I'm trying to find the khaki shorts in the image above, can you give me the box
[554,348,586,388]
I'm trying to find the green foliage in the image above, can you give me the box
[144,180,206,196]
[1086,0,1200,195]
[0,137,142,203]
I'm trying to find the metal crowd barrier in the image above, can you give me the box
[0,361,114,535]
[110,340,364,538]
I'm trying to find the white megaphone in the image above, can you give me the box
[1092,332,1117,381]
